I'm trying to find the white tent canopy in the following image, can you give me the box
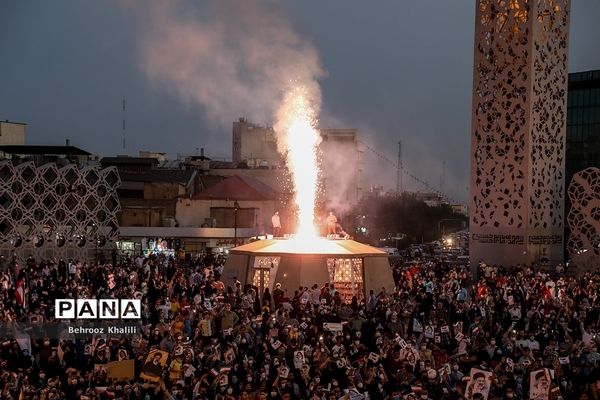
[222,238,393,302]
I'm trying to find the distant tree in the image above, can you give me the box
[348,193,466,248]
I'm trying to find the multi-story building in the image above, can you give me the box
[232,119,362,211]
[566,70,600,188]
[0,120,26,145]
[232,118,280,168]
[105,155,275,258]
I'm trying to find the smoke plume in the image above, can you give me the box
[127,0,374,228]
[133,0,324,129]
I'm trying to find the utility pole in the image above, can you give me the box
[440,160,446,195]
[396,141,403,194]
[122,98,127,153]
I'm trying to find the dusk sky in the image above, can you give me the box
[1,1,599,203]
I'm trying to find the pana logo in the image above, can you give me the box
[55,299,141,319]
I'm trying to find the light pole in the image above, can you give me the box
[233,201,240,247]
[438,218,463,238]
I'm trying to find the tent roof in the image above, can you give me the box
[230,238,387,257]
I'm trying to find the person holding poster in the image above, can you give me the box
[140,350,168,382]
[465,368,492,400]
[530,369,551,400]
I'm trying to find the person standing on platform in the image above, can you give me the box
[326,211,338,235]
[271,211,281,237]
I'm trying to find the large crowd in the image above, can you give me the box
[0,252,599,400]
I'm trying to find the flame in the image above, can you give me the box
[276,86,321,238]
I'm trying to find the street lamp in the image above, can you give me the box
[438,218,463,237]
[233,200,240,247]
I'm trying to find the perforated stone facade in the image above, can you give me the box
[470,0,570,266]
[567,168,600,268]
[0,160,121,260]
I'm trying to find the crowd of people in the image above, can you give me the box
[0,252,599,400]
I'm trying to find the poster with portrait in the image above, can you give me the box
[183,345,195,363]
[454,321,463,334]
[140,350,169,382]
[92,364,108,387]
[405,348,419,367]
[424,325,434,339]
[117,348,128,361]
[412,319,423,333]
[173,344,184,357]
[278,366,290,379]
[293,351,305,369]
[465,368,492,400]
[506,358,514,372]
[224,348,236,365]
[94,364,107,374]
[530,368,551,400]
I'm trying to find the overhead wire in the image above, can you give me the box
[358,140,460,205]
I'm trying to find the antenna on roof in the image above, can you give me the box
[122,98,127,154]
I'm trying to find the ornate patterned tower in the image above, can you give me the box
[470,0,570,267]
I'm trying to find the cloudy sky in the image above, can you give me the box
[1,1,599,203]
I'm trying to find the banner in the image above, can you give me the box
[107,360,135,381]
[323,322,343,332]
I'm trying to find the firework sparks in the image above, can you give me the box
[276,86,321,238]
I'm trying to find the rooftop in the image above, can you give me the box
[120,169,196,184]
[0,120,27,126]
[193,174,279,201]
[0,145,90,155]
[195,174,226,192]
[101,156,160,166]
[209,160,236,169]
